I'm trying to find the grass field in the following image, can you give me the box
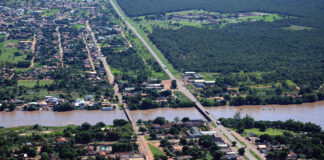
[148,143,165,156]
[244,128,289,136]
[18,80,54,88]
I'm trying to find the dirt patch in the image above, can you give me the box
[161,80,172,90]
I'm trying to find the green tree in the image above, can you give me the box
[238,147,245,155]
[171,80,177,89]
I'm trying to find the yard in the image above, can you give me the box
[0,40,27,65]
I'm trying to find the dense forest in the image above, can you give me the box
[149,22,324,88]
[117,0,324,24]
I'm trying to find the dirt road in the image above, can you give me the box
[120,27,133,48]
[82,33,96,72]
[29,35,37,68]
[56,27,64,68]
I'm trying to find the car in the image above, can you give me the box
[205,111,210,114]
[216,121,221,125]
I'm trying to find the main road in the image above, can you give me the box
[109,0,264,159]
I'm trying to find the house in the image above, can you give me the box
[183,119,205,127]
[257,144,268,154]
[223,152,237,160]
[101,107,114,111]
[145,84,163,90]
[187,127,202,138]
[56,137,68,143]
[287,152,297,159]
[75,98,85,107]
[27,102,39,109]
[193,79,205,88]
[200,130,217,136]
[85,95,94,101]
[124,87,135,92]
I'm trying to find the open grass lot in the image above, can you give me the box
[18,80,54,88]
[0,40,27,65]
[243,128,289,136]
[148,143,165,156]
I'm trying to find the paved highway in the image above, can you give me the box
[110,0,265,159]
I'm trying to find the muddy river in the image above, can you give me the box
[1,101,324,128]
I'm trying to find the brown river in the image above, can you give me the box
[1,101,324,128]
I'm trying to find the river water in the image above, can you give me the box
[1,101,324,128]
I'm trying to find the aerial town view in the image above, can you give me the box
[0,0,324,159]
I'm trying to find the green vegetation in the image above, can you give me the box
[243,128,288,136]
[220,113,324,159]
[0,40,28,67]
[231,133,247,147]
[18,80,54,88]
[249,149,262,160]
[73,24,85,30]
[148,143,165,156]
[0,121,137,159]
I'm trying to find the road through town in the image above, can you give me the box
[110,0,265,159]
[86,20,114,84]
